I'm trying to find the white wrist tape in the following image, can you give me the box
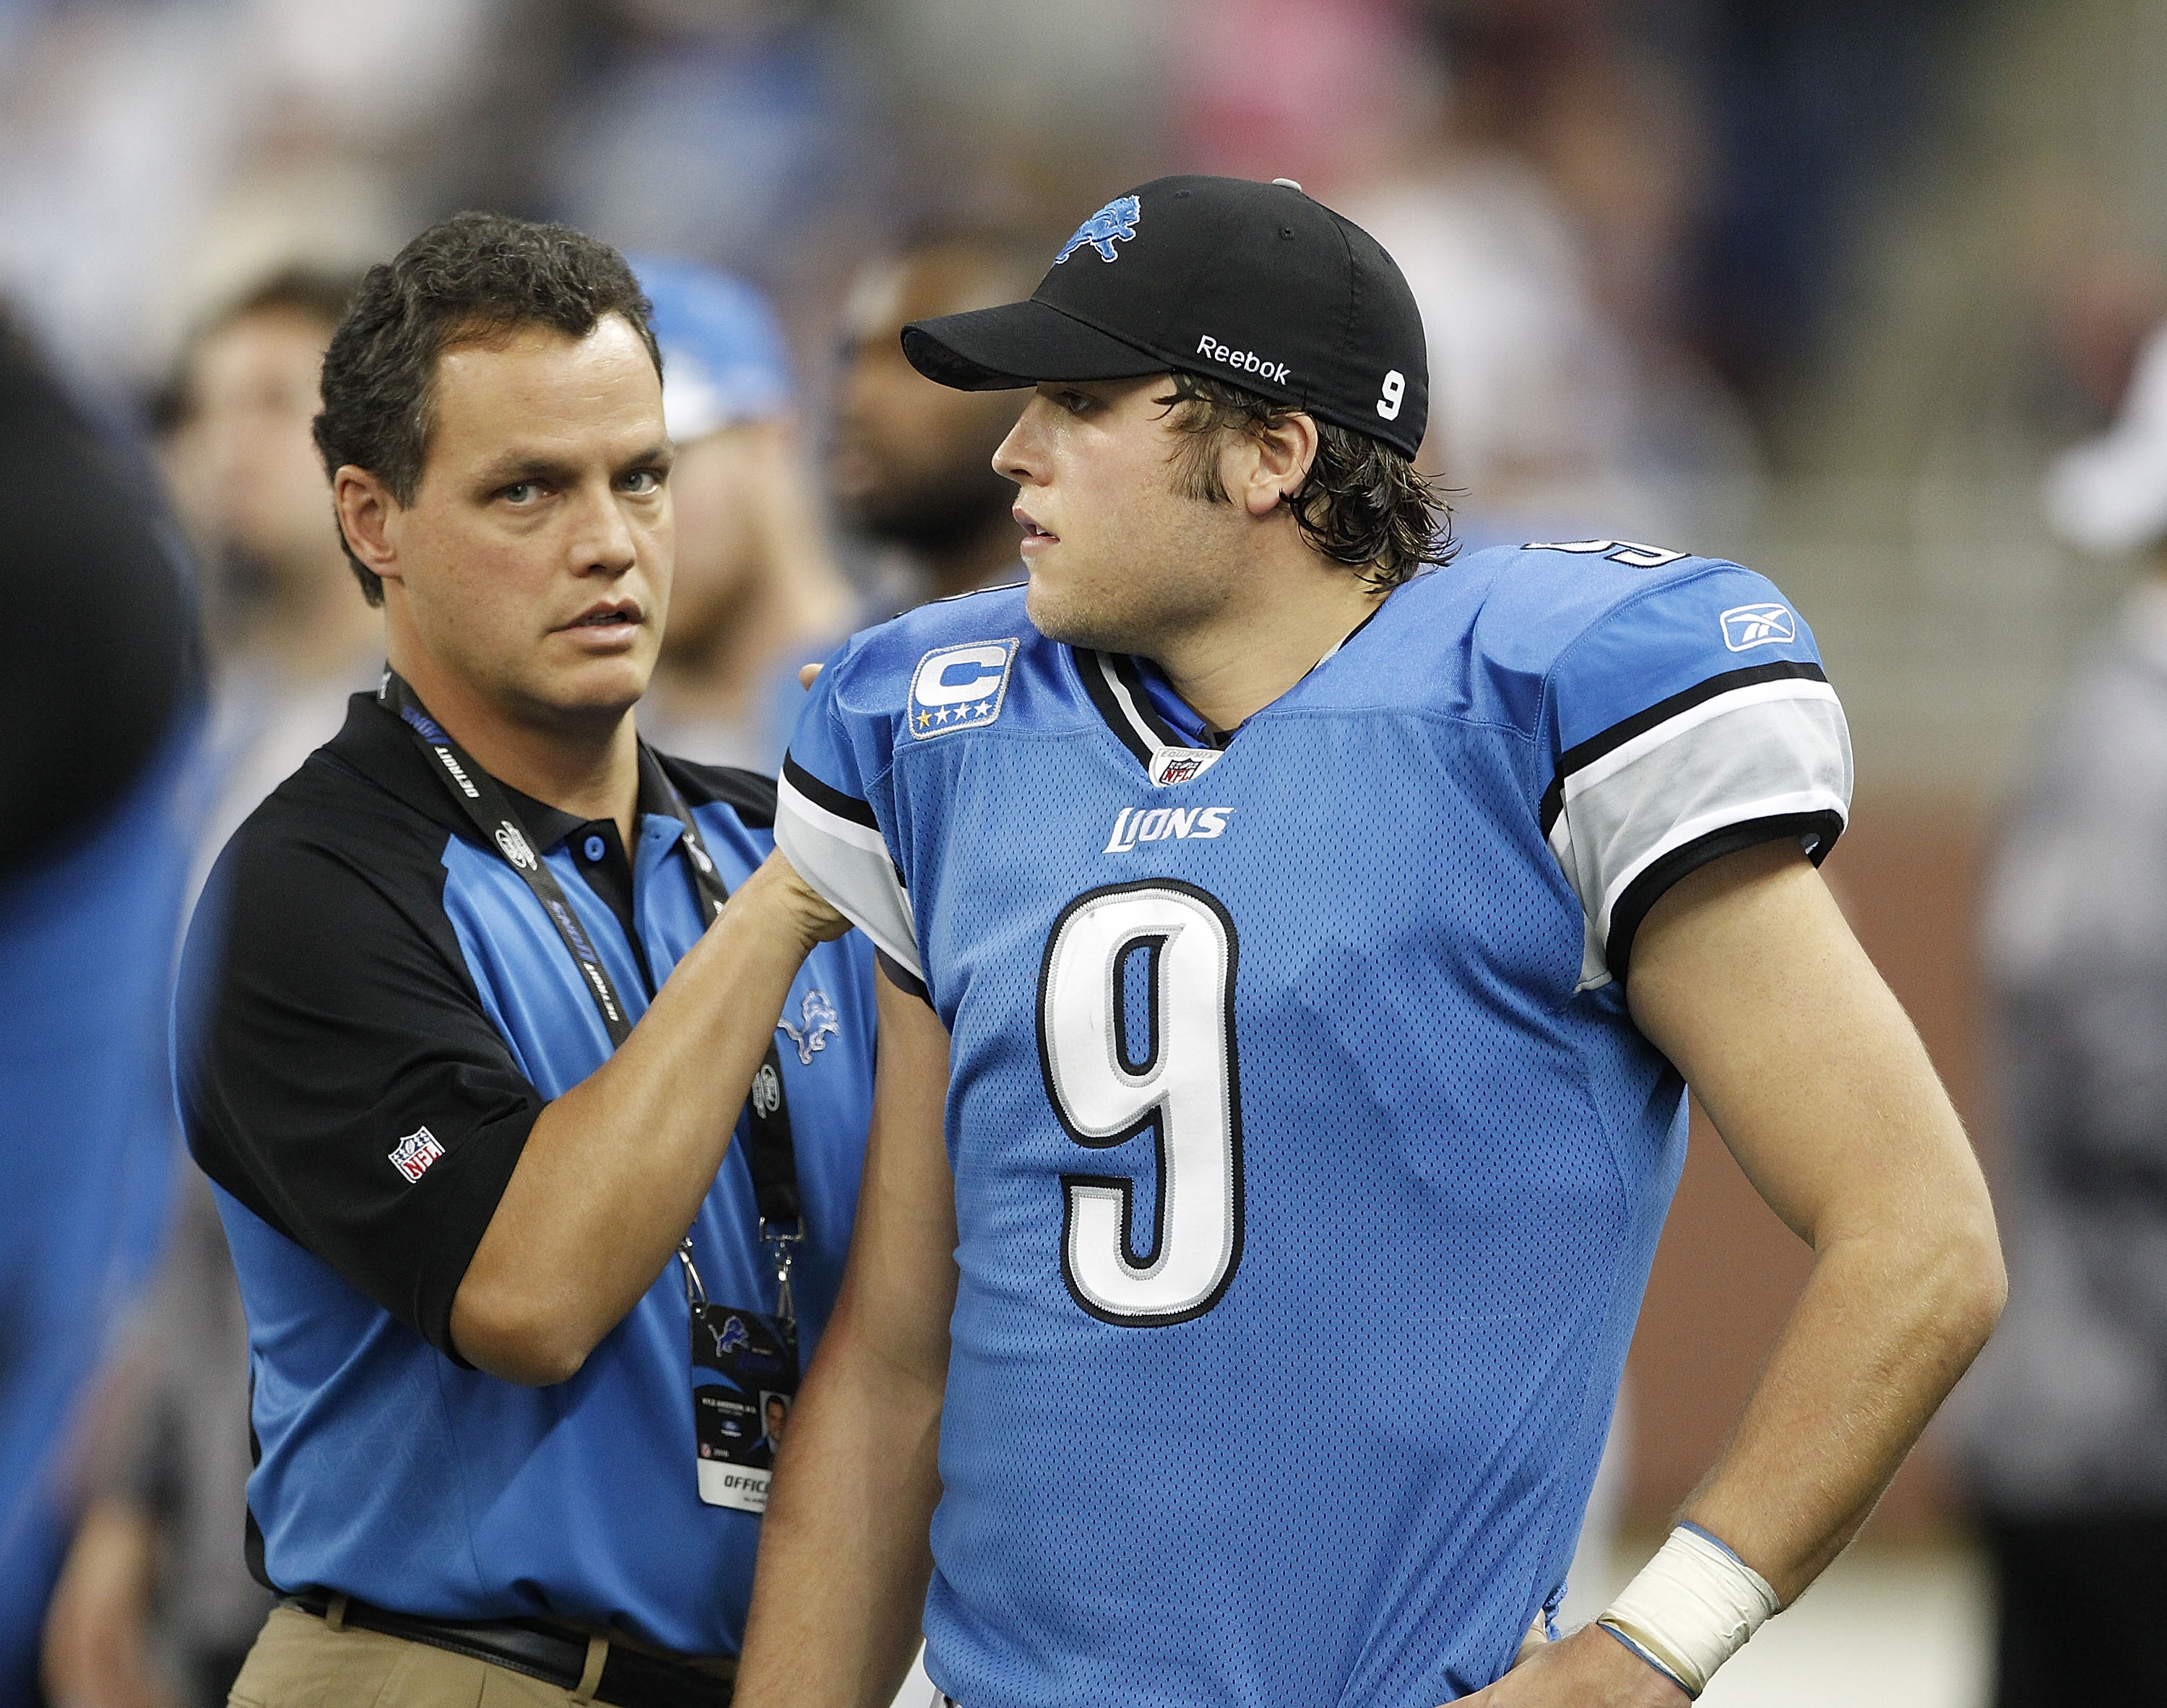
[1597,1525,1780,1698]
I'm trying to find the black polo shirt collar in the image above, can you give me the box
[327,693,687,996]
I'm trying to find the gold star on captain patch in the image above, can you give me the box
[916,710,932,729]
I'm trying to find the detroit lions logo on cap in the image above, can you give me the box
[909,639,1018,739]
[1056,196,1142,265]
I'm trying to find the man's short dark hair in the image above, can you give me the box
[314,213,661,606]
[1155,371,1453,589]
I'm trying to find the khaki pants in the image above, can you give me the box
[229,1605,605,1707]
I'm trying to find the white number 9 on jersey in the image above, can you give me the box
[1376,369,1406,422]
[1037,881,1245,1325]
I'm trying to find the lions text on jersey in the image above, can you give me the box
[777,542,1851,1707]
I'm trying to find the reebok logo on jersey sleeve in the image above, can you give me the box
[1104,805,1234,853]
[909,639,1018,738]
[1719,603,1796,651]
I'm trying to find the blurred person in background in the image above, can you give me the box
[160,268,381,858]
[41,266,368,1708]
[1169,0,1754,568]
[829,228,1042,607]
[1957,319,2167,1704]
[542,0,887,357]
[0,0,541,393]
[0,311,204,1704]
[635,256,855,772]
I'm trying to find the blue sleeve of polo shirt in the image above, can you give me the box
[1500,546,1853,987]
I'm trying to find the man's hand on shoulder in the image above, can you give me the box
[732,849,850,949]
[1452,1626,1690,1707]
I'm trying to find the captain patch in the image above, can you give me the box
[908,640,1018,740]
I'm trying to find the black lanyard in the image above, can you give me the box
[379,671,804,1322]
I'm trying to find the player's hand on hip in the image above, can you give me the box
[1450,1624,1692,1708]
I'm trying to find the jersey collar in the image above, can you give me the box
[1070,598,1391,778]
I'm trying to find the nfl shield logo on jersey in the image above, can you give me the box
[909,640,1018,740]
[1148,747,1224,787]
[1720,603,1796,651]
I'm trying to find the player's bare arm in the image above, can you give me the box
[450,853,847,1383]
[736,965,959,1708]
[1463,839,2004,1706]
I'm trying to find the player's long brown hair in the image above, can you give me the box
[1156,371,1455,588]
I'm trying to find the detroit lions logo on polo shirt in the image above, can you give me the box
[909,639,1018,739]
[1056,196,1141,264]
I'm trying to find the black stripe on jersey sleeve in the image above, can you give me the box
[1604,809,1845,982]
[782,752,878,829]
[1075,650,1157,766]
[1540,661,1829,837]
[875,947,932,1002]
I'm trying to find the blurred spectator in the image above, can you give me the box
[41,267,370,1708]
[633,255,855,771]
[0,0,523,390]
[159,269,382,859]
[829,229,1044,607]
[1346,153,1659,546]
[542,0,888,357]
[1958,319,2167,1703]
[0,309,204,1704]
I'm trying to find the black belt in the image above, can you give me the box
[282,1592,733,1708]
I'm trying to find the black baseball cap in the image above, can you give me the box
[900,175,1429,460]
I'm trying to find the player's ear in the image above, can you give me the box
[334,465,405,584]
[1240,412,1319,518]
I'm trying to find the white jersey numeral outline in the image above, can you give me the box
[1037,880,1245,1325]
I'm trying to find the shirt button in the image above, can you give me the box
[583,834,606,862]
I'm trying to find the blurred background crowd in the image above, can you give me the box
[9,1,2167,1704]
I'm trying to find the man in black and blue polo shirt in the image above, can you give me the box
[176,214,870,1707]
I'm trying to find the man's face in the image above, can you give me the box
[378,316,672,728]
[765,1397,787,1440]
[830,251,1031,550]
[996,378,1249,656]
[166,308,338,584]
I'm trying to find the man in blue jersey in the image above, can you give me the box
[177,214,874,1706]
[739,177,2006,1707]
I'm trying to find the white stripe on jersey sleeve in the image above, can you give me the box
[1548,679,1851,990]
[775,770,922,980]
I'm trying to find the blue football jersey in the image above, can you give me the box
[777,540,1851,1707]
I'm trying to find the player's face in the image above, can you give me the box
[380,316,673,728]
[831,253,1029,548]
[996,377,1249,655]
